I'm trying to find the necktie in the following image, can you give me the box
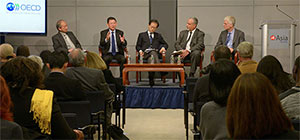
[149,33,153,45]
[225,32,231,46]
[187,31,192,42]
[111,31,116,56]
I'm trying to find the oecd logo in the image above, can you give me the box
[6,2,15,11]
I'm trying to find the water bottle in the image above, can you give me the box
[170,55,174,64]
[139,55,143,64]
[177,55,181,64]
[127,55,131,64]
[150,55,155,64]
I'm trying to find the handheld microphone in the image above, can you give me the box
[276,5,294,20]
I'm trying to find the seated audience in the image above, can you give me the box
[227,72,299,139]
[236,41,257,73]
[1,57,83,139]
[66,48,114,126]
[40,50,52,77]
[0,75,23,140]
[84,51,124,92]
[0,43,15,65]
[16,45,30,57]
[44,51,86,101]
[199,59,241,140]
[280,56,300,120]
[28,55,44,69]
[257,55,294,93]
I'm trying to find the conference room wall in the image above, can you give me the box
[178,0,300,73]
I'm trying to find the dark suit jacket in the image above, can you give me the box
[136,31,168,52]
[215,28,245,50]
[99,29,127,56]
[65,67,114,102]
[0,119,23,139]
[52,31,82,53]
[174,28,205,52]
[44,72,86,101]
[10,87,77,139]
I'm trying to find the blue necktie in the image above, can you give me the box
[111,31,116,56]
[149,33,153,45]
[225,32,231,46]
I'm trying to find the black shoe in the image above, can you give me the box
[149,79,155,87]
[189,73,194,77]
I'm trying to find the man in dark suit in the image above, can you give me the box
[215,16,245,56]
[175,17,205,77]
[66,48,114,126]
[52,19,82,53]
[99,17,127,76]
[44,51,86,101]
[136,19,168,86]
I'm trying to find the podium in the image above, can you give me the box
[260,20,297,73]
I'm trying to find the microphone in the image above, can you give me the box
[276,5,294,20]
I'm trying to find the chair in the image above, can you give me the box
[61,113,78,129]
[135,51,166,83]
[99,47,129,67]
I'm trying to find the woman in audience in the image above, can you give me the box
[84,51,124,92]
[227,72,299,139]
[1,57,83,139]
[199,59,241,139]
[28,55,44,69]
[0,75,23,139]
[257,55,294,93]
[16,45,30,57]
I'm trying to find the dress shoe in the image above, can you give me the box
[149,79,155,87]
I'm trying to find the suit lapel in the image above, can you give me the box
[232,29,238,47]
[67,32,76,46]
[58,33,68,48]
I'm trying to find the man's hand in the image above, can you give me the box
[159,48,166,54]
[180,49,190,59]
[229,48,234,53]
[105,31,110,41]
[119,35,125,43]
[73,129,84,140]
[139,50,144,57]
[68,48,74,53]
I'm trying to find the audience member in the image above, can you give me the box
[66,48,114,126]
[84,51,124,92]
[280,56,300,119]
[174,17,205,77]
[215,16,245,58]
[44,51,86,101]
[136,19,168,86]
[52,19,82,53]
[99,17,127,77]
[16,45,30,57]
[0,76,23,139]
[199,59,241,139]
[1,57,83,139]
[257,55,294,93]
[28,55,44,69]
[227,72,299,139]
[40,50,52,77]
[236,41,257,73]
[0,43,15,65]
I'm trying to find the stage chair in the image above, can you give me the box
[135,51,166,83]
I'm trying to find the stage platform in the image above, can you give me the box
[125,78,184,109]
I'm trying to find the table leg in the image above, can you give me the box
[180,70,185,86]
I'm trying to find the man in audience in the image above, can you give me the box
[52,19,82,53]
[236,41,257,73]
[44,51,86,101]
[66,48,114,126]
[99,17,127,76]
[16,45,30,57]
[279,56,300,120]
[0,43,15,66]
[174,17,205,77]
[136,19,168,86]
[215,16,245,58]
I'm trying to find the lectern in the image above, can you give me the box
[260,20,297,73]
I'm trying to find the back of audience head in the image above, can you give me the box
[257,55,294,93]
[209,59,241,106]
[0,43,15,61]
[237,41,253,59]
[227,72,293,139]
[28,55,44,69]
[84,51,107,70]
[16,45,30,57]
[214,45,231,61]
[68,48,85,67]
[40,50,52,64]
[0,75,13,121]
[293,56,300,84]
[47,51,69,70]
[0,57,44,94]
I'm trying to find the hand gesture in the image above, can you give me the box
[119,34,125,43]
[159,48,166,54]
[106,31,110,40]
[139,51,144,57]
[73,129,84,140]
[180,49,189,59]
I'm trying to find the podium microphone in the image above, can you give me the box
[276,5,294,20]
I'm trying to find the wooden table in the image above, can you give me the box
[122,63,185,86]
